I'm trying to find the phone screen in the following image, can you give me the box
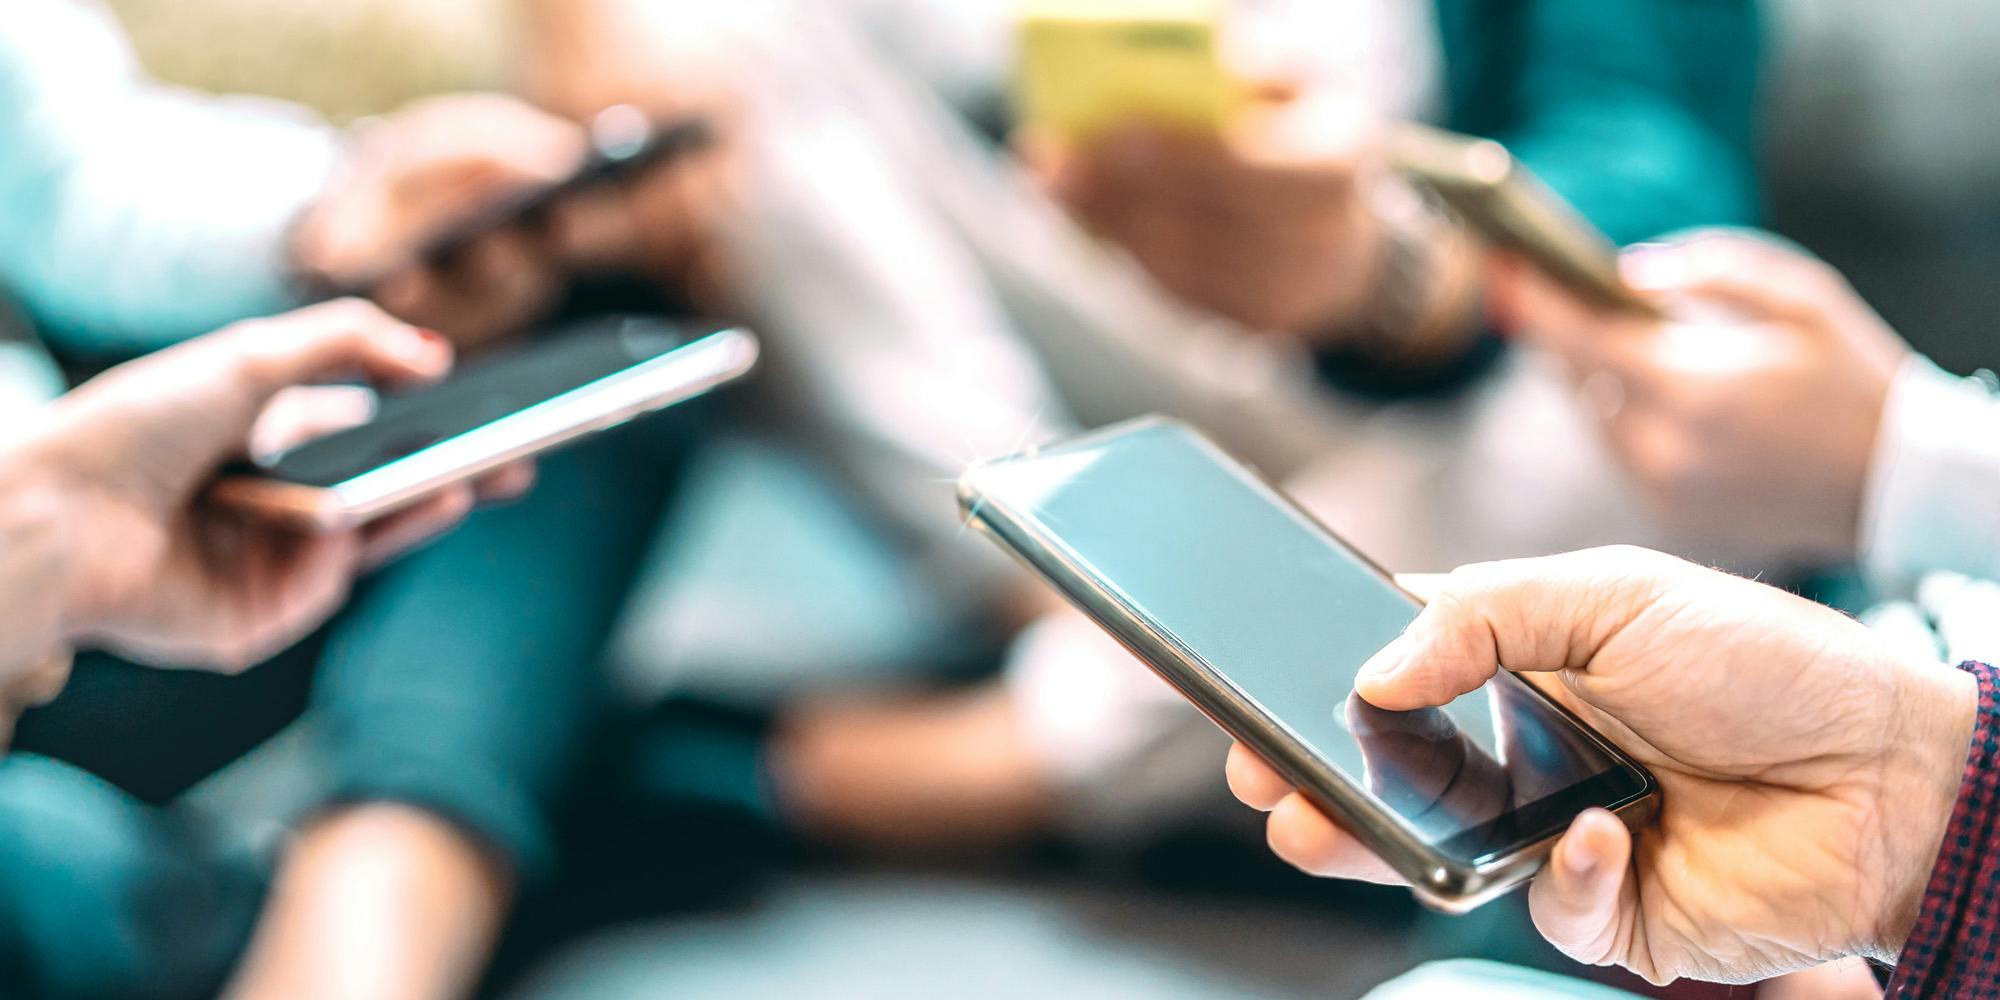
[967,421,1647,861]
[256,319,694,488]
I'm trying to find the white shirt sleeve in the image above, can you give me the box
[1860,355,2000,594]
[0,1,338,355]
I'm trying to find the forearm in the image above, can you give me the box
[225,804,510,1000]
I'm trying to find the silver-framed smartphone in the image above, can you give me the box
[958,416,1657,912]
[1388,124,1664,320]
[210,317,758,531]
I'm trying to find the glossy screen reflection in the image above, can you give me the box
[974,423,1623,851]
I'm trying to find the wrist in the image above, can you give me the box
[1868,657,1980,961]
[1305,178,1481,365]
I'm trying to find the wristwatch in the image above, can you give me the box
[1312,178,1490,394]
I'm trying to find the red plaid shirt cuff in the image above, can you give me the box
[1888,660,2000,998]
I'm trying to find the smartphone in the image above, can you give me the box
[328,108,717,299]
[1387,124,1664,319]
[211,318,758,531]
[959,417,1657,912]
[1015,0,1242,139]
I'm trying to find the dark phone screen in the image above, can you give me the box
[255,319,690,488]
[971,421,1645,861]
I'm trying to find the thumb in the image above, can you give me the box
[1356,547,1685,711]
[1620,230,1845,331]
[1391,572,1445,603]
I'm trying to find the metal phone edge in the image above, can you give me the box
[212,327,758,529]
[956,417,1658,911]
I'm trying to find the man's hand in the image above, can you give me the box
[1491,233,1912,562]
[294,95,589,348]
[1225,546,1977,985]
[24,300,530,673]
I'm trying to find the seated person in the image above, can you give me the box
[618,0,1762,852]
[0,302,526,999]
[1,6,719,998]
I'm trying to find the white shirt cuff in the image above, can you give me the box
[1860,356,2000,594]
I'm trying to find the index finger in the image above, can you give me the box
[1226,741,1295,810]
[1266,793,1405,884]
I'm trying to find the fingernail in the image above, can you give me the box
[408,328,453,362]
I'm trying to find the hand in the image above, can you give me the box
[539,105,741,314]
[23,300,532,673]
[294,95,589,348]
[1491,232,1912,562]
[1027,88,1387,336]
[1225,546,1976,985]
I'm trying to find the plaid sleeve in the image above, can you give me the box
[1887,660,2000,998]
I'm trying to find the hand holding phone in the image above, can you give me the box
[296,98,720,347]
[211,318,757,531]
[1228,544,1984,985]
[959,418,1656,912]
[24,301,497,672]
[1387,124,1663,319]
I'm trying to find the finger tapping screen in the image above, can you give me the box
[969,421,1632,856]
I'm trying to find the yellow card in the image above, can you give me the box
[1015,0,1241,139]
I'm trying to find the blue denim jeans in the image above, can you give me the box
[0,412,701,999]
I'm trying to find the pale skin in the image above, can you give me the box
[1226,546,1976,986]
[0,300,526,722]
[1489,232,1911,563]
[1026,87,1483,361]
[223,803,512,1000]
[294,91,738,352]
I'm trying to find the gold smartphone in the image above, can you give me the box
[960,417,1657,912]
[211,318,758,531]
[1389,124,1663,318]
[1014,0,1242,139]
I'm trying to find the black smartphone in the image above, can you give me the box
[959,417,1657,912]
[210,317,757,530]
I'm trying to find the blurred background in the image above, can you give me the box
[4,1,1997,998]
